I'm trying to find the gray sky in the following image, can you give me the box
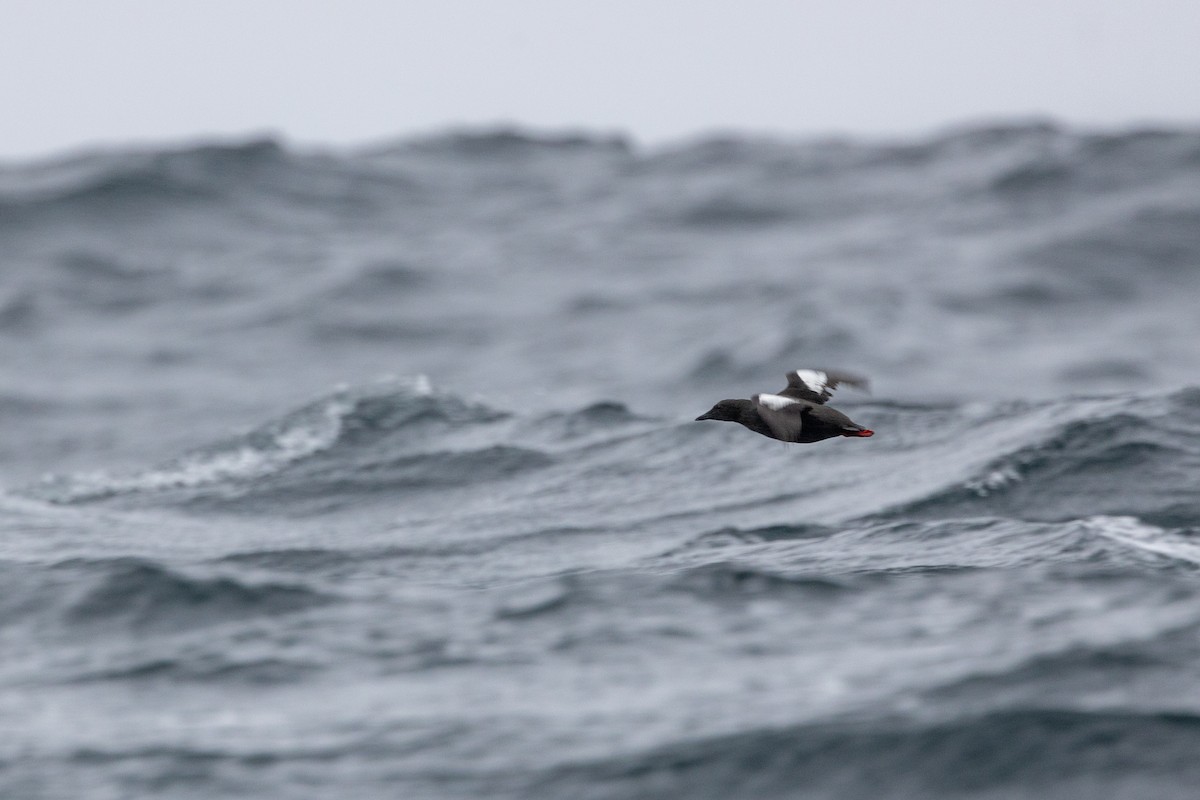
[3,0,1198,158]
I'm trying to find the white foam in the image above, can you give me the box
[965,466,1022,497]
[1084,515,1200,566]
[45,396,352,502]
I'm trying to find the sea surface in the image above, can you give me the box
[2,121,1200,799]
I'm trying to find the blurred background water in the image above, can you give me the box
[2,121,1200,799]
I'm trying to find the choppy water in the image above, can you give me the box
[3,121,1200,799]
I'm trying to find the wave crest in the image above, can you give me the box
[29,378,519,509]
[888,392,1200,525]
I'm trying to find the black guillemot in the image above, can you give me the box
[695,369,874,444]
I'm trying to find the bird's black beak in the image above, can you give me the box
[696,412,713,421]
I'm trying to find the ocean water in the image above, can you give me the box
[2,121,1200,799]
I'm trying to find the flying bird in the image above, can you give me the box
[695,369,874,444]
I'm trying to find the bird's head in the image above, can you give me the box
[695,399,748,422]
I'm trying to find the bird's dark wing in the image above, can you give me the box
[751,393,811,442]
[777,369,870,405]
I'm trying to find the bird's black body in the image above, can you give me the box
[695,369,874,444]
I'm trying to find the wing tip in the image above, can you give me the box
[787,368,871,394]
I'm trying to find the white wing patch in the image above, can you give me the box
[755,393,800,411]
[792,369,830,396]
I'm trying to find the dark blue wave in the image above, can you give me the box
[0,139,282,214]
[883,389,1200,526]
[666,561,853,597]
[70,654,322,685]
[19,382,563,517]
[62,558,332,630]
[496,709,1200,800]
[201,444,554,515]
[24,707,1199,800]
[0,137,423,227]
[4,121,1191,236]
[392,127,632,158]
